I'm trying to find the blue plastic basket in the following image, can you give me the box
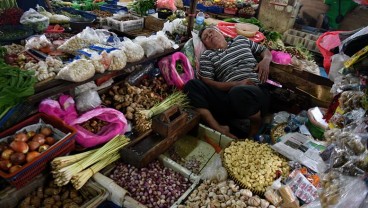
[100,5,128,13]
[207,6,224,14]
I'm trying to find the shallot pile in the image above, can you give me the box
[110,160,192,208]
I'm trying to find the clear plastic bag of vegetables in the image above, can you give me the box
[121,37,144,62]
[56,59,96,82]
[319,171,368,208]
[58,27,104,55]
[134,36,165,57]
[20,8,49,33]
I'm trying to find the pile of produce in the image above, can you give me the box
[223,140,290,193]
[0,127,55,174]
[0,56,36,120]
[0,8,23,25]
[91,10,113,17]
[101,82,162,121]
[18,181,89,208]
[110,160,192,207]
[81,118,108,134]
[4,52,37,69]
[167,147,202,174]
[135,91,190,133]
[51,135,130,189]
[180,180,274,208]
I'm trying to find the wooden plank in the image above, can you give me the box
[269,65,333,107]
[270,63,333,87]
[27,44,184,104]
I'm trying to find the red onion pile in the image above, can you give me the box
[0,8,23,25]
[110,160,191,208]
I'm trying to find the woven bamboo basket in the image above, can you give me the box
[221,140,290,196]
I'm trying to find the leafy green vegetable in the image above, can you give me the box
[223,17,263,28]
[0,63,36,115]
[127,0,155,17]
[264,31,282,42]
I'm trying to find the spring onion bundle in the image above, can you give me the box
[51,135,130,189]
[139,91,190,119]
[135,91,190,133]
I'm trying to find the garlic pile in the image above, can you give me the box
[25,57,64,82]
[223,140,289,193]
[180,180,275,208]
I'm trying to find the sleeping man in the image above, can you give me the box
[184,26,272,139]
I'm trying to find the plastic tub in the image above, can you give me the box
[70,17,95,32]
[157,9,173,19]
[0,113,77,188]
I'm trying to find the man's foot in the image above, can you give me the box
[218,125,238,140]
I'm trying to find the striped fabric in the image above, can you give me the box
[199,36,266,83]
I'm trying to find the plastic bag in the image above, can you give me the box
[69,108,128,148]
[36,5,52,18]
[76,90,102,112]
[20,8,49,33]
[158,52,194,89]
[127,63,154,85]
[155,31,175,50]
[74,81,98,95]
[58,27,102,55]
[25,35,52,50]
[90,53,106,74]
[272,50,292,65]
[201,154,228,182]
[316,31,344,73]
[330,74,360,96]
[181,39,195,69]
[192,31,207,71]
[49,14,70,24]
[320,171,368,208]
[108,49,127,71]
[38,95,78,124]
[338,90,364,112]
[56,59,95,82]
[328,53,350,82]
[156,0,177,11]
[121,37,144,62]
[134,36,166,57]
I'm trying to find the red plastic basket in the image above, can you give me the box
[0,113,76,189]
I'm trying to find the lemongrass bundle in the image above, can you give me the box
[71,152,120,190]
[52,135,130,186]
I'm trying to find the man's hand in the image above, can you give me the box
[256,49,272,83]
[255,59,270,83]
[237,79,256,86]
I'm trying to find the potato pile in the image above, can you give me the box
[180,180,275,208]
[18,181,88,208]
[223,140,289,193]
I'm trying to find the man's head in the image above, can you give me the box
[198,26,227,50]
